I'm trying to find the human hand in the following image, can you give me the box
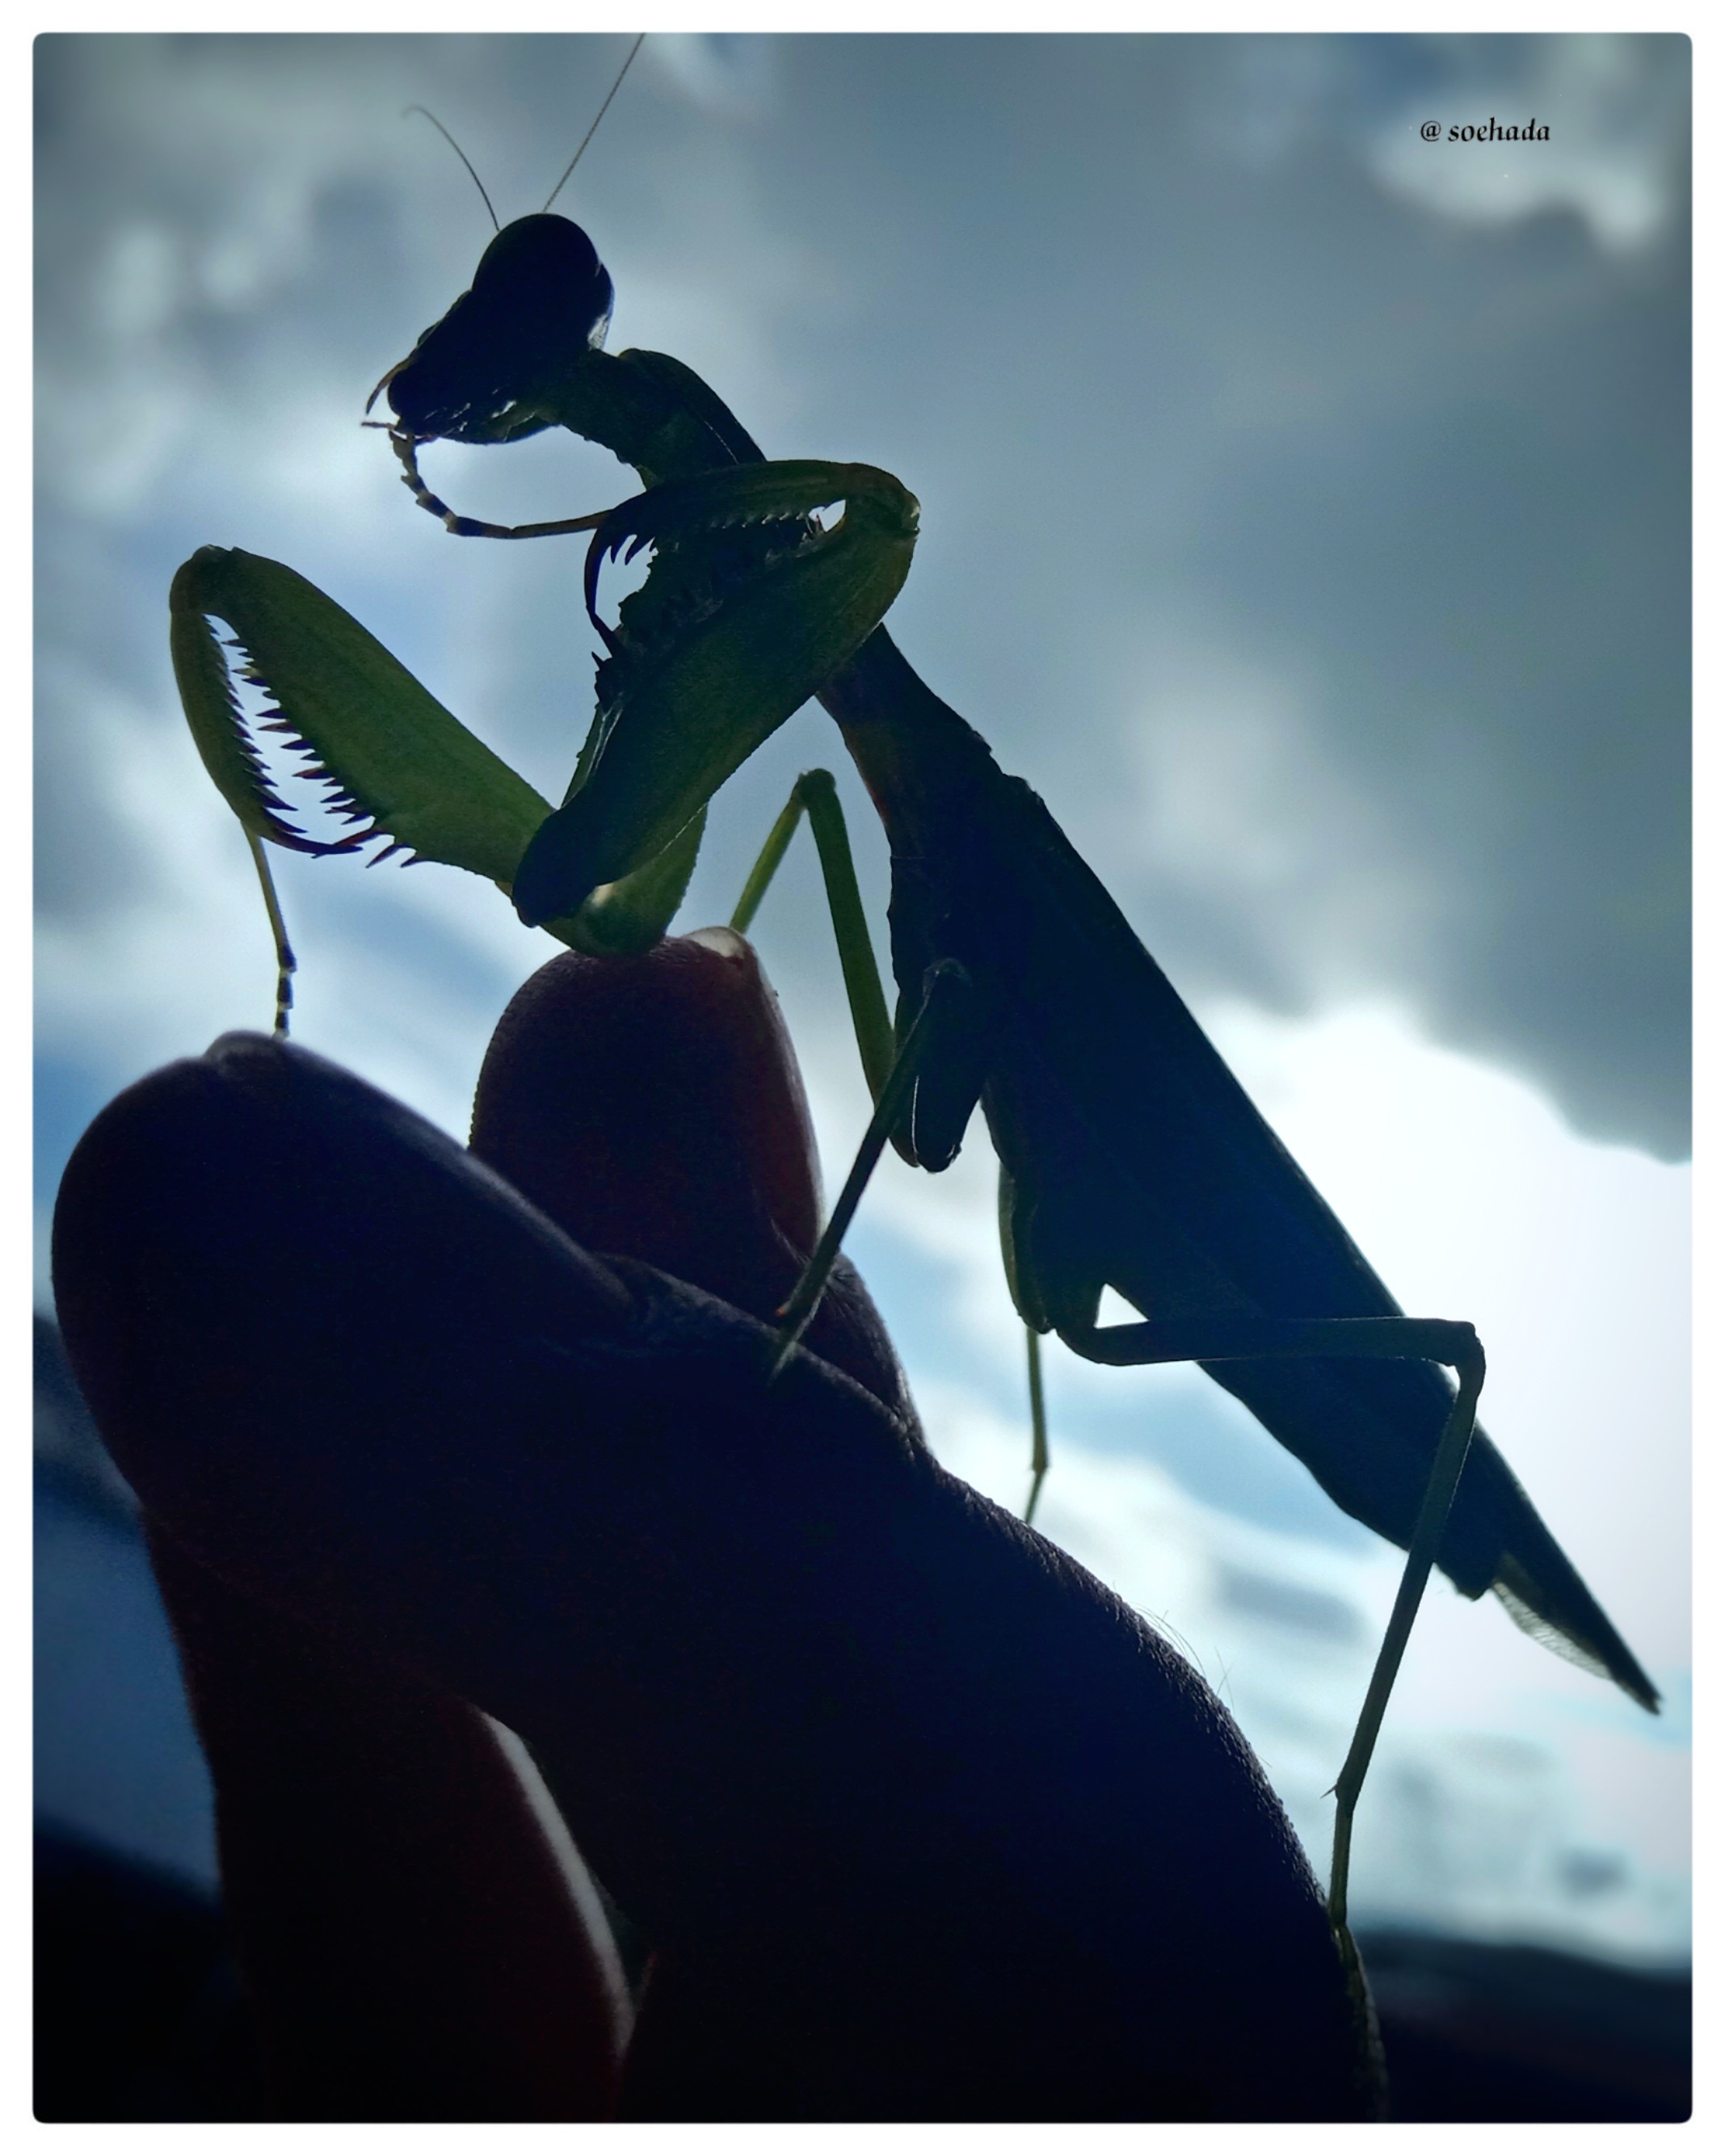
[53,935,1378,2122]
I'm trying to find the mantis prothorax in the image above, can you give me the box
[166,147,1657,1956]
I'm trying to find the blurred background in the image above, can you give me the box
[35,29,1689,2117]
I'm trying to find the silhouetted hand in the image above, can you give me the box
[52,935,1380,2122]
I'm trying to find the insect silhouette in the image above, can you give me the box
[166,70,1660,1950]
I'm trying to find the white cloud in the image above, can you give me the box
[648,32,780,121]
[1368,36,1688,254]
[1121,633,1445,997]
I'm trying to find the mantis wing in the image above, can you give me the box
[986,767,1660,1713]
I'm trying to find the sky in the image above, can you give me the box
[33,31,1691,1960]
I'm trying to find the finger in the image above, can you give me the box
[145,1525,630,2120]
[56,1028,641,2117]
[472,931,920,2104]
[471,930,918,1427]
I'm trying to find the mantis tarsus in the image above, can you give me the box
[165,137,1658,1958]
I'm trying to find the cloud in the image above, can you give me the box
[648,32,779,120]
[1367,35,1690,254]
[36,32,1689,1159]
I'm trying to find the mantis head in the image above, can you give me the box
[369,214,614,447]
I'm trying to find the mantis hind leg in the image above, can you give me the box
[1061,1310,1484,1957]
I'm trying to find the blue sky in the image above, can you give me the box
[34,31,1690,1956]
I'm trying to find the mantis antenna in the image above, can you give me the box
[544,33,646,212]
[402,106,500,233]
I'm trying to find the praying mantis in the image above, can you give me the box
[162,120,1659,1965]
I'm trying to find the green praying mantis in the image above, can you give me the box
[165,114,1659,1956]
